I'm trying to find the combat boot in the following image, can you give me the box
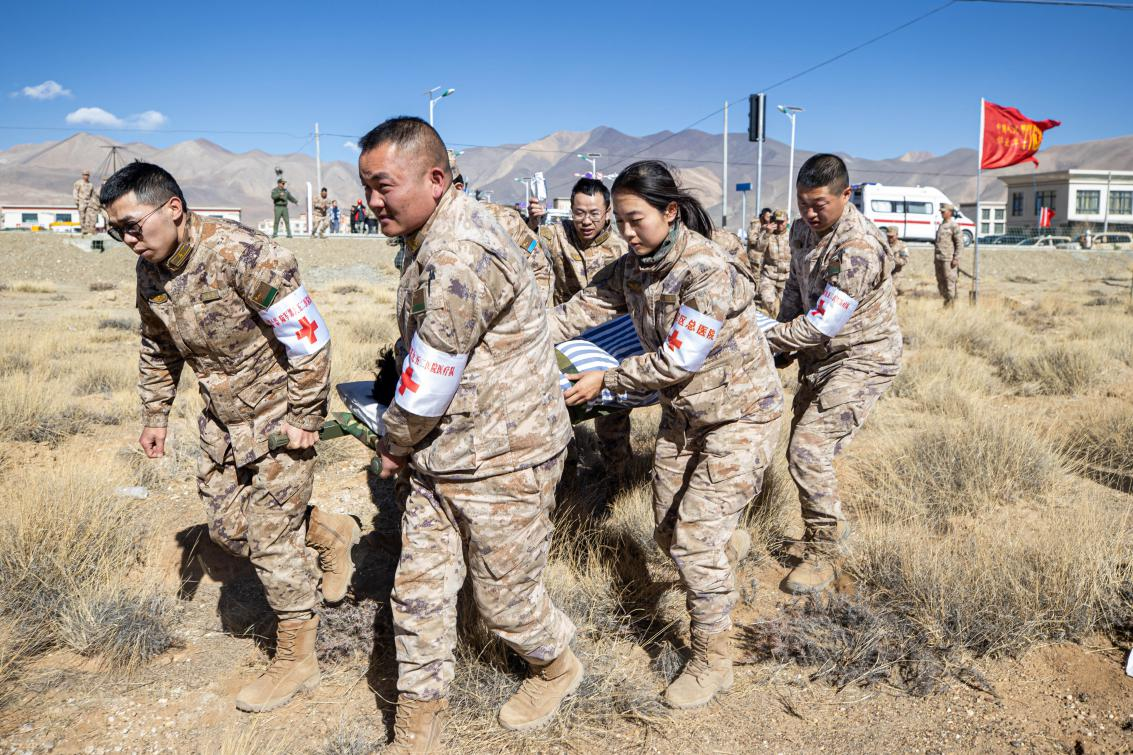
[783,550,836,595]
[664,626,734,709]
[497,647,584,731]
[725,528,751,567]
[388,696,448,754]
[306,506,360,603]
[235,615,320,712]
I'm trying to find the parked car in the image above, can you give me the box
[991,234,1028,245]
[1018,235,1072,248]
[1091,232,1133,250]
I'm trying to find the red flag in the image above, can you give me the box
[1038,207,1055,228]
[981,101,1060,170]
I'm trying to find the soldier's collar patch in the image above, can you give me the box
[411,286,427,314]
[164,240,193,271]
[200,289,222,303]
[250,281,279,310]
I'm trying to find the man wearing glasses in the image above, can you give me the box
[101,162,360,714]
[531,178,633,486]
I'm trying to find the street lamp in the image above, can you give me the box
[425,86,457,127]
[778,105,804,221]
[577,152,601,178]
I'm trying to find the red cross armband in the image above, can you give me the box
[393,332,468,417]
[258,285,331,357]
[663,304,724,372]
[805,284,858,337]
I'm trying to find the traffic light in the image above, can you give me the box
[748,93,766,143]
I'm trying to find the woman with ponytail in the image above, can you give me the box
[548,160,783,709]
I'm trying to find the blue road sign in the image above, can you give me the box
[736,182,752,192]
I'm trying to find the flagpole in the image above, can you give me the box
[973,97,985,305]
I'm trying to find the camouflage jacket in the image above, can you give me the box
[540,221,628,305]
[934,219,963,262]
[767,202,902,385]
[136,213,331,468]
[759,230,792,284]
[549,224,782,437]
[73,179,95,207]
[312,195,331,218]
[712,229,744,257]
[482,202,554,305]
[744,224,769,279]
[890,239,909,274]
[383,187,571,480]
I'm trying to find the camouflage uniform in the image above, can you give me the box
[744,219,768,280]
[766,203,901,541]
[550,224,783,633]
[889,237,909,295]
[758,229,791,317]
[541,220,632,476]
[934,217,963,304]
[482,202,554,305]
[312,194,331,238]
[73,178,99,235]
[384,186,575,701]
[711,228,744,258]
[137,213,331,619]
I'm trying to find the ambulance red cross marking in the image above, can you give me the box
[398,367,419,395]
[814,297,827,317]
[296,316,319,344]
[666,329,682,351]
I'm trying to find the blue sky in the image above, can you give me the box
[2,0,1130,163]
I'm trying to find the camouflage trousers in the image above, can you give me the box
[198,442,320,620]
[312,216,330,238]
[759,278,787,318]
[935,259,958,304]
[652,412,780,634]
[392,450,576,701]
[79,203,99,235]
[788,369,894,536]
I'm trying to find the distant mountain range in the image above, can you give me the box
[3,129,1131,231]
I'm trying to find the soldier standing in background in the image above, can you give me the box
[312,187,331,238]
[934,203,963,306]
[744,207,773,280]
[73,170,99,236]
[758,209,791,317]
[550,160,782,711]
[102,162,359,713]
[360,117,580,749]
[765,154,901,596]
[885,226,909,295]
[271,178,298,238]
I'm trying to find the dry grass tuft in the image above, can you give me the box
[89,281,117,292]
[9,280,57,294]
[990,341,1110,395]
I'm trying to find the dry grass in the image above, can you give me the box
[8,279,57,294]
[89,281,117,292]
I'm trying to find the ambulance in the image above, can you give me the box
[851,183,976,246]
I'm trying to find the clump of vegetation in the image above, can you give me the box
[89,281,117,292]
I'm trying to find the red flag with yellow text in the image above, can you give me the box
[981,102,1060,170]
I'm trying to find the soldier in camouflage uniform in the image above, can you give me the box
[758,209,792,317]
[312,187,331,238]
[744,207,773,279]
[765,154,901,595]
[73,170,99,236]
[101,162,359,714]
[359,117,580,750]
[885,226,909,295]
[934,203,963,306]
[271,178,298,238]
[531,180,634,484]
[550,160,783,711]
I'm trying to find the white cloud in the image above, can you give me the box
[64,106,168,130]
[15,80,72,100]
[343,140,360,153]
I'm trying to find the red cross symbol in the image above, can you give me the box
[666,329,682,351]
[296,317,319,344]
[814,297,827,317]
[398,366,419,395]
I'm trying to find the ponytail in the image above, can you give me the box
[612,160,715,238]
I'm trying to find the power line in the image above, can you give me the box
[956,0,1132,8]
[0,124,312,139]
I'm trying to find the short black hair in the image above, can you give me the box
[358,116,450,178]
[99,161,186,210]
[760,207,772,217]
[570,177,610,208]
[321,186,327,192]
[796,153,849,193]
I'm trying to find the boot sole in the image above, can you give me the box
[497,662,585,732]
[663,670,735,710]
[322,520,362,605]
[235,670,321,713]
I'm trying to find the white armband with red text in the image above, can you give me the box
[806,284,858,337]
[393,332,468,417]
[662,304,723,372]
[259,285,330,357]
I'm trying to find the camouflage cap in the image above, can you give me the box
[771,209,786,222]
[884,225,898,235]
[941,203,954,211]
[277,177,286,184]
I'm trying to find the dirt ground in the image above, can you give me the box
[1,230,1133,754]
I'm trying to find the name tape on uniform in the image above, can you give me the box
[394,332,468,417]
[806,284,858,337]
[258,285,330,357]
[663,304,723,372]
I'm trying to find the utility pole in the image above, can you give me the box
[722,101,728,229]
[314,122,322,192]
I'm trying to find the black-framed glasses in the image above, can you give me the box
[107,198,171,242]
[571,210,605,221]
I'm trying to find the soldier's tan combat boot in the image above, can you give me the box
[497,647,585,731]
[725,528,751,567]
[306,506,360,603]
[664,627,734,709]
[235,615,320,712]
[783,550,836,595]
[388,696,448,754]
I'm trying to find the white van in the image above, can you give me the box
[851,183,976,246]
